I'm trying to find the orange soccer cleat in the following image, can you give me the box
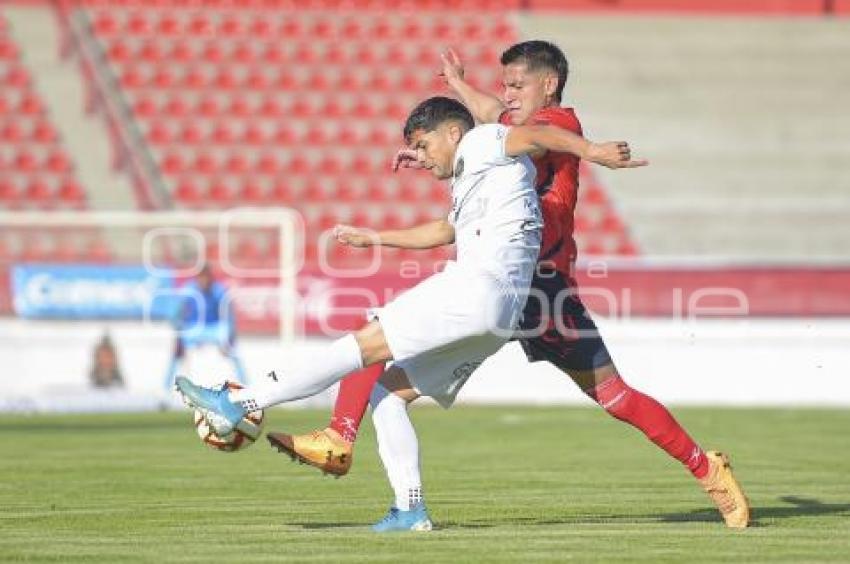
[699,451,751,529]
[267,428,353,477]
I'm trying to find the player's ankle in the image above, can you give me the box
[323,427,351,445]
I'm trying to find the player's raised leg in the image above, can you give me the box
[369,366,432,532]
[175,320,391,435]
[266,363,383,476]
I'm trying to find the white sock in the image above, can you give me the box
[370,383,423,511]
[230,334,363,409]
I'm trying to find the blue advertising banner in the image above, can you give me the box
[12,264,178,320]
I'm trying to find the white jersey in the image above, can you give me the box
[448,123,543,296]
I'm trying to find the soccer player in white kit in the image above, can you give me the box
[176,97,642,531]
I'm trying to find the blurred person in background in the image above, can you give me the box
[163,264,247,391]
[89,333,124,388]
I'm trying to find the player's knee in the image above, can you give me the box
[586,374,634,419]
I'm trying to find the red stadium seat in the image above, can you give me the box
[242,123,267,145]
[268,180,292,203]
[349,154,374,176]
[272,124,296,145]
[263,43,286,64]
[178,122,204,144]
[14,149,38,172]
[259,96,284,117]
[213,68,238,90]
[324,44,346,64]
[249,17,274,39]
[255,153,281,175]
[305,125,329,145]
[312,19,334,39]
[17,93,43,115]
[225,153,250,174]
[31,120,58,143]
[211,122,236,144]
[207,180,234,202]
[163,96,190,117]
[107,39,131,61]
[44,149,72,173]
[1,121,23,142]
[336,71,361,91]
[317,155,342,175]
[599,211,625,234]
[147,121,173,144]
[157,14,180,35]
[58,178,85,203]
[218,15,244,36]
[228,96,252,117]
[280,20,303,38]
[182,67,208,89]
[339,18,363,39]
[232,43,256,64]
[133,96,157,117]
[126,12,152,35]
[354,44,377,65]
[193,152,218,175]
[93,12,118,34]
[238,179,264,202]
[25,178,52,202]
[288,154,310,175]
[188,14,213,35]
[5,65,30,87]
[615,239,639,256]
[0,178,17,201]
[170,41,193,62]
[338,126,359,146]
[196,96,220,117]
[161,152,186,175]
[244,69,270,90]
[202,42,224,63]
[174,178,200,201]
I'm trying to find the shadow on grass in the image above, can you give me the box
[659,495,850,527]
[303,496,850,530]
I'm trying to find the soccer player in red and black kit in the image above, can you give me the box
[268,41,749,528]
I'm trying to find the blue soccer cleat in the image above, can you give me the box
[175,376,246,436]
[371,502,433,533]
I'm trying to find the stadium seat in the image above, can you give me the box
[17,93,43,115]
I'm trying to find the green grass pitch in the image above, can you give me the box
[1,406,849,562]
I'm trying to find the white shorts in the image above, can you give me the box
[372,262,522,408]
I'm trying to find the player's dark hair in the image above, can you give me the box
[403,96,474,143]
[500,40,569,103]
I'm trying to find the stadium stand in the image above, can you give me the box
[72,2,638,266]
[0,9,94,268]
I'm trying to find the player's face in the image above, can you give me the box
[407,124,461,180]
[502,63,557,125]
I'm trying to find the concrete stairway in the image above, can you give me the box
[4,5,137,211]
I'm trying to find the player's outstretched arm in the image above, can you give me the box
[505,125,649,169]
[440,48,504,124]
[334,220,455,250]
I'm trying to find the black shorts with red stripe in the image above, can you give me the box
[515,268,612,372]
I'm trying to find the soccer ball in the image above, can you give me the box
[193,381,264,452]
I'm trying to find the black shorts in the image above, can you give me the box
[515,269,612,372]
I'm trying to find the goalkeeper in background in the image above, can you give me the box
[163,264,247,391]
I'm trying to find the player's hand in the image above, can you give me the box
[439,48,465,86]
[333,224,379,248]
[587,141,649,169]
[391,148,423,172]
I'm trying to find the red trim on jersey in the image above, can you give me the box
[500,106,582,285]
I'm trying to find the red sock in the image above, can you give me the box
[328,363,384,443]
[587,375,709,479]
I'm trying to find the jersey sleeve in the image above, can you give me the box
[529,107,582,136]
[455,123,514,176]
